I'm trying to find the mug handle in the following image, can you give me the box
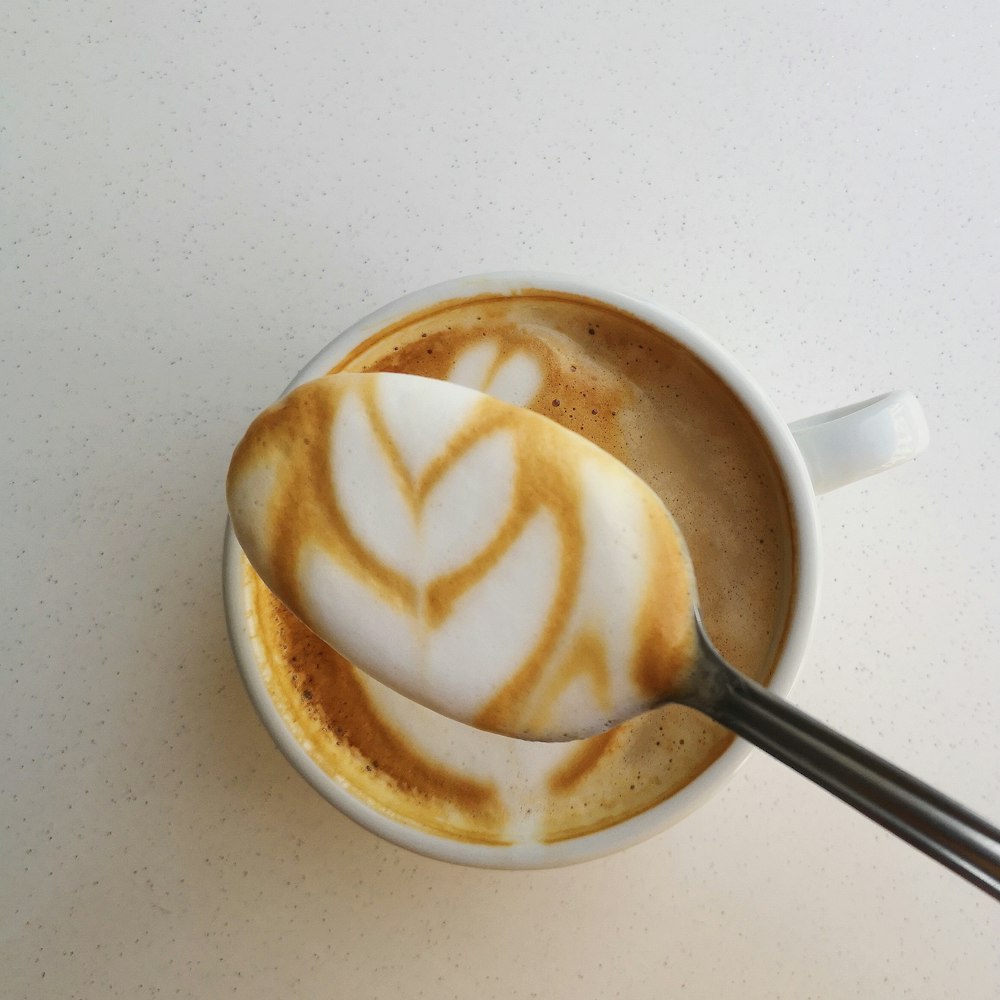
[789,391,929,495]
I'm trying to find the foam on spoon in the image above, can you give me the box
[227,372,698,741]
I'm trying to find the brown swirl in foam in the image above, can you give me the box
[243,290,794,845]
[231,372,697,739]
[248,564,510,843]
[232,383,417,617]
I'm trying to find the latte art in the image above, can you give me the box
[235,290,794,845]
[228,373,698,740]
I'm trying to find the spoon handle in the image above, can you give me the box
[682,646,1000,900]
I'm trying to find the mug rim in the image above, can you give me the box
[222,271,821,868]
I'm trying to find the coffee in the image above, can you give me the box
[240,291,794,844]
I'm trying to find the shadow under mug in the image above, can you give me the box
[223,272,928,868]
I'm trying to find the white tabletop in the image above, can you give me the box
[4,2,999,996]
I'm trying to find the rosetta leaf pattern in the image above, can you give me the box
[319,368,579,729]
[231,350,692,740]
[447,339,544,407]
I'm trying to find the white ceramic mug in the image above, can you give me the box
[223,273,928,867]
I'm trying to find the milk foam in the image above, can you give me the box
[238,292,794,846]
[228,371,699,740]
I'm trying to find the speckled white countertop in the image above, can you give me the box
[4,2,999,996]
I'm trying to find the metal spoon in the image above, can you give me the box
[674,619,1000,900]
[228,371,1000,898]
